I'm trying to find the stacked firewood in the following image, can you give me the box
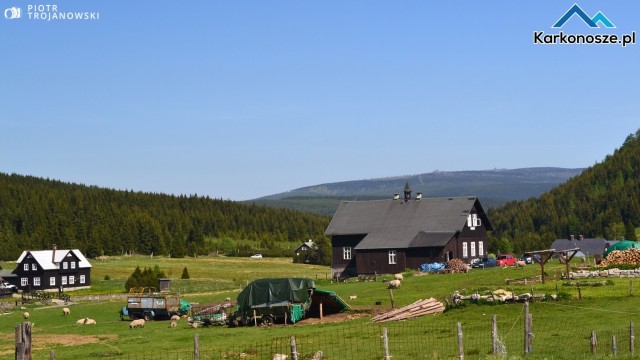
[372,298,445,322]
[600,249,640,267]
[446,258,470,273]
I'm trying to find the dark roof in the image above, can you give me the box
[325,197,491,249]
[549,238,617,256]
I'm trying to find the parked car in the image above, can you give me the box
[0,281,17,292]
[496,254,516,267]
[469,258,482,268]
[472,257,497,268]
[520,253,541,264]
[250,254,263,259]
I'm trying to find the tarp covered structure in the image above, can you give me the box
[604,240,640,258]
[236,278,315,313]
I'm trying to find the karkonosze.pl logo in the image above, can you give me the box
[534,4,636,47]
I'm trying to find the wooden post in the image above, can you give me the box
[457,322,464,360]
[290,336,299,360]
[253,309,258,327]
[49,350,55,360]
[578,286,582,300]
[194,334,200,360]
[524,302,529,355]
[388,289,395,308]
[15,322,32,360]
[492,314,497,354]
[527,313,533,353]
[382,327,390,360]
[591,331,598,354]
[631,278,634,297]
[284,312,288,325]
[319,302,323,320]
[631,322,635,355]
[612,335,617,356]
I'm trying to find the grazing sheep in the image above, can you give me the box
[191,321,198,328]
[23,312,30,320]
[76,318,87,325]
[170,320,177,328]
[170,315,180,321]
[348,295,357,300]
[62,307,70,316]
[394,273,404,281]
[84,318,97,325]
[515,260,527,268]
[129,319,145,329]
[387,279,401,289]
[225,297,231,302]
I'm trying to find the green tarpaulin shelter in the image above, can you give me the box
[236,278,315,313]
[604,240,640,258]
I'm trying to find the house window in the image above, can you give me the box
[474,214,482,227]
[69,276,75,285]
[388,250,397,264]
[33,277,41,287]
[50,277,56,286]
[71,262,76,269]
[32,263,38,271]
[343,247,352,260]
[80,275,86,284]
[63,262,68,270]
[21,278,28,286]
[61,276,67,285]
[24,264,29,271]
[471,242,476,257]
[462,242,468,258]
[479,241,484,256]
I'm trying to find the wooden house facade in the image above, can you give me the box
[325,193,492,277]
[9,247,92,292]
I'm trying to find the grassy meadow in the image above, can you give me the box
[1,256,640,359]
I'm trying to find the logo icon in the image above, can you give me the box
[552,4,615,28]
[4,6,21,19]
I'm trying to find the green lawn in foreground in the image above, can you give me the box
[1,256,639,359]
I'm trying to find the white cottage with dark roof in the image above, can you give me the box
[325,190,492,277]
[9,246,92,292]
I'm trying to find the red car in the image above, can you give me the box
[496,254,516,267]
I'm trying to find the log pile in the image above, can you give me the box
[446,259,470,273]
[600,249,640,267]
[372,298,445,322]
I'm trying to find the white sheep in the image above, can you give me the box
[349,295,357,300]
[170,315,180,321]
[273,354,288,360]
[84,318,97,325]
[387,279,401,289]
[62,307,70,316]
[129,319,145,329]
[191,321,198,328]
[394,273,404,281]
[515,260,527,268]
[170,320,177,328]
[23,312,30,320]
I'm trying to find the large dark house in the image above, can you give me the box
[8,246,92,292]
[325,186,492,277]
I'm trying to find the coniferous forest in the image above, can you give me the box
[2,130,639,263]
[0,175,330,261]
[488,130,640,255]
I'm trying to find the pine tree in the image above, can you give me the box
[181,266,190,279]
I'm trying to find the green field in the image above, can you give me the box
[2,256,640,360]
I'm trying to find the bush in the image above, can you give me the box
[181,266,190,279]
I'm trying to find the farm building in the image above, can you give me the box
[325,186,492,277]
[7,245,92,292]
[549,236,618,258]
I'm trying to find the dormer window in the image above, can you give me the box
[32,263,37,271]
[23,264,29,271]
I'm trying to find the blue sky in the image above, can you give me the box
[1,1,639,200]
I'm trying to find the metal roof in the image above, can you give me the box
[325,197,489,249]
[16,249,92,270]
[549,238,617,257]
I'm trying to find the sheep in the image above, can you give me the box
[273,354,288,360]
[394,273,404,281]
[387,279,401,289]
[191,321,198,328]
[225,297,231,302]
[170,320,177,328]
[348,295,357,300]
[84,318,97,325]
[23,312,30,320]
[129,319,145,329]
[170,315,180,321]
[62,307,70,316]
[515,260,527,268]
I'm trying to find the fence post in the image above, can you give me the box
[15,322,32,360]
[591,331,598,354]
[50,350,55,360]
[388,289,395,308]
[524,302,529,355]
[527,313,533,353]
[631,322,635,355]
[492,314,497,354]
[194,333,200,360]
[457,322,464,360]
[382,327,390,360]
[290,336,299,360]
[631,278,634,297]
[612,335,617,356]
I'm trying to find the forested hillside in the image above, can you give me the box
[0,174,330,261]
[489,130,640,255]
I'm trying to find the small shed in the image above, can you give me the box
[159,278,172,292]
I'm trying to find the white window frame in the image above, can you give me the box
[71,262,76,269]
[32,263,38,271]
[69,276,75,285]
[21,278,28,286]
[24,264,29,271]
[63,262,68,270]
[343,247,352,260]
[80,275,86,284]
[462,242,468,258]
[61,276,67,285]
[33,277,41,286]
[471,242,476,257]
[388,250,397,265]
[50,277,56,286]
[479,241,484,256]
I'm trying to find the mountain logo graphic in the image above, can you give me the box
[552,4,615,28]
